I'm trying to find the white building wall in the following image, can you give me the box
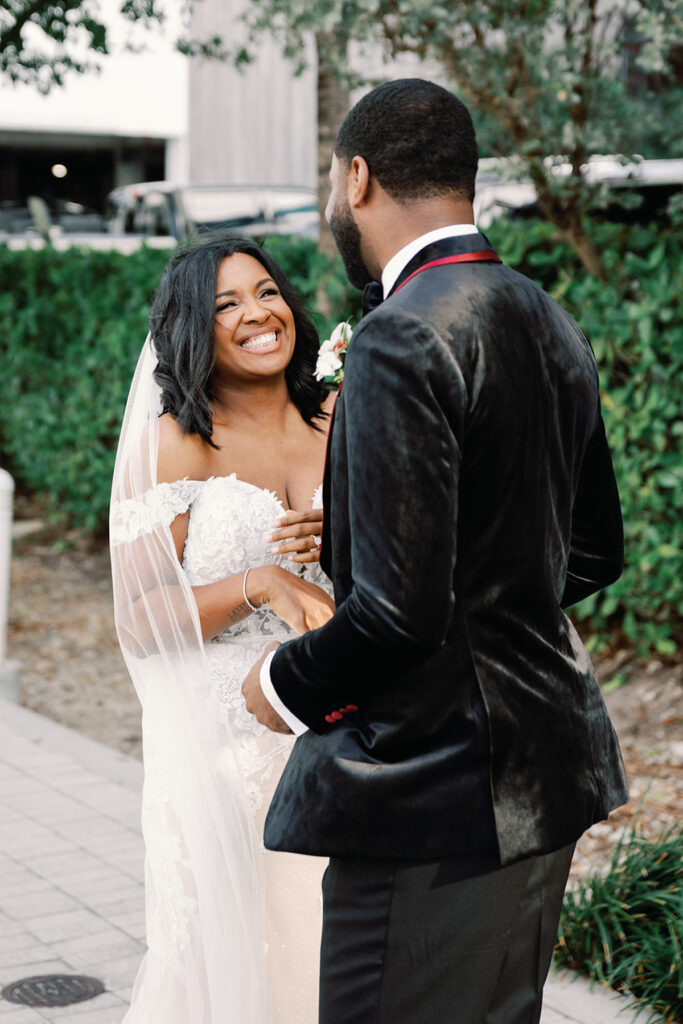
[187,3,449,190]
[189,0,316,187]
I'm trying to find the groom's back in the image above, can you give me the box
[286,256,626,866]
[402,261,600,608]
[359,258,625,862]
[266,74,626,868]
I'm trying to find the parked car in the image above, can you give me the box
[0,197,105,239]
[105,182,319,241]
[474,156,683,227]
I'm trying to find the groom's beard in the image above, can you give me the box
[329,203,373,291]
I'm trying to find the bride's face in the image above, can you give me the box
[212,253,296,383]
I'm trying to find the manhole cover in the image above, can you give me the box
[1,974,105,1007]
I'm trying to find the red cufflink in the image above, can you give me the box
[324,704,359,724]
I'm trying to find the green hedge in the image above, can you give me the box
[1,221,680,652]
[0,246,168,531]
[487,219,682,653]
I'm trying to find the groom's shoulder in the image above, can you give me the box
[350,303,442,363]
[384,259,582,340]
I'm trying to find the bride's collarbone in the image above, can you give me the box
[203,434,324,511]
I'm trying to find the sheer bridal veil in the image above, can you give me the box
[110,336,271,1023]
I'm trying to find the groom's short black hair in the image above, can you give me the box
[335,78,478,203]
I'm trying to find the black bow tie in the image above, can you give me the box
[362,281,384,316]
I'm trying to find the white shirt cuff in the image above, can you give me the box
[259,650,309,736]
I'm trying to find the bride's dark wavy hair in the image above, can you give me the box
[150,235,328,447]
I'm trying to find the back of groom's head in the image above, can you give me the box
[335,78,478,204]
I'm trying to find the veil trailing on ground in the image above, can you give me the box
[110,336,272,1023]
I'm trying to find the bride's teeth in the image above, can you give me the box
[242,332,277,350]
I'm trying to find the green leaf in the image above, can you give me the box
[657,544,679,559]
[602,673,628,693]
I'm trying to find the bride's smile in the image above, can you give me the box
[239,329,281,352]
[212,252,296,382]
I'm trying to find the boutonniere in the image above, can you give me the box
[314,321,353,386]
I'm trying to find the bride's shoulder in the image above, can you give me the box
[157,414,210,485]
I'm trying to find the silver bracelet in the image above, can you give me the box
[242,568,258,612]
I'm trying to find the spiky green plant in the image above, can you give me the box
[556,821,683,1023]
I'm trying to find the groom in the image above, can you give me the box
[243,79,628,1023]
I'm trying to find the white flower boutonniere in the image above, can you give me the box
[315,321,353,386]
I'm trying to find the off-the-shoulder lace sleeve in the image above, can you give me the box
[110,478,202,546]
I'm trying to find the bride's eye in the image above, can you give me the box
[215,300,237,313]
[259,288,279,299]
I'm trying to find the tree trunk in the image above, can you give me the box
[315,34,350,318]
[555,222,607,281]
[530,168,608,282]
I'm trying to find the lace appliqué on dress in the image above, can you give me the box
[110,478,201,546]
[117,473,332,815]
[142,734,199,958]
[204,635,292,812]
[179,475,330,812]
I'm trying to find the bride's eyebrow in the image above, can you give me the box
[215,277,275,301]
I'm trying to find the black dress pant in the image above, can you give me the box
[319,843,575,1024]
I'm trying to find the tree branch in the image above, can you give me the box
[569,0,598,177]
[0,0,50,52]
[0,0,90,54]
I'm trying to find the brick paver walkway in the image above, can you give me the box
[0,697,657,1023]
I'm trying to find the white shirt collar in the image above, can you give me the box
[381,224,479,298]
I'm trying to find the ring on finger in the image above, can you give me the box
[312,534,321,548]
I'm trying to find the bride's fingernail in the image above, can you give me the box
[264,532,275,541]
[270,545,281,554]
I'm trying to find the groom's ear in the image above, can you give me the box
[348,156,371,208]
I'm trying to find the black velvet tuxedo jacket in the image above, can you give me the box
[265,232,628,865]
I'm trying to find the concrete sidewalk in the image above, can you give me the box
[0,697,657,1023]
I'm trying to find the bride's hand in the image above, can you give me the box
[249,565,335,635]
[266,508,324,563]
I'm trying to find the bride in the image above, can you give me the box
[109,235,336,1023]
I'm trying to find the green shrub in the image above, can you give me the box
[489,219,682,653]
[555,821,683,1023]
[0,245,168,531]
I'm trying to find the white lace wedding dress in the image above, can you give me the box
[111,472,329,1023]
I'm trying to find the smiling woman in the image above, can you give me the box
[212,254,296,381]
[151,235,326,448]
[109,234,337,1023]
